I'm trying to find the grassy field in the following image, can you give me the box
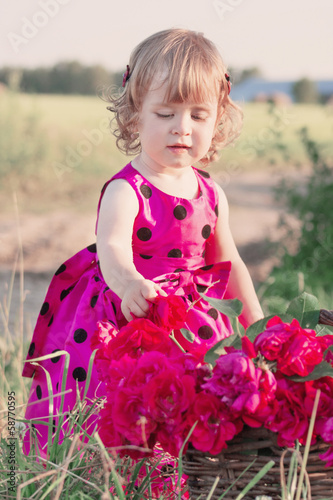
[0,90,332,213]
[1,92,333,498]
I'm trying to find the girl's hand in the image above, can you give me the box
[121,279,167,322]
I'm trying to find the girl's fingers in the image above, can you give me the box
[121,296,150,321]
[151,284,167,299]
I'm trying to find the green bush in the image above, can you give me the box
[261,126,333,309]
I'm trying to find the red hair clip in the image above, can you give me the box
[122,65,130,87]
[225,73,231,95]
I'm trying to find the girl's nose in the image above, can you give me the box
[171,114,191,135]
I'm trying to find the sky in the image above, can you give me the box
[1,0,333,81]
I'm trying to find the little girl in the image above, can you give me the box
[23,28,263,455]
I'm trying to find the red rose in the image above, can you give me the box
[128,351,178,390]
[254,317,327,377]
[144,370,196,424]
[265,377,310,447]
[186,393,237,455]
[112,386,157,448]
[148,294,187,330]
[107,318,175,360]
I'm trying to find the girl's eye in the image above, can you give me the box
[156,113,172,118]
[192,115,206,121]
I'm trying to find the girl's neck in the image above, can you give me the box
[131,156,200,199]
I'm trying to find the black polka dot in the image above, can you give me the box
[40,302,49,316]
[200,264,214,271]
[202,250,206,258]
[198,190,203,197]
[103,286,110,293]
[48,315,54,327]
[174,268,185,272]
[55,264,66,276]
[196,284,208,293]
[168,249,182,258]
[56,382,59,391]
[51,349,62,363]
[28,343,35,356]
[94,276,101,282]
[73,367,87,382]
[173,205,187,220]
[140,254,153,259]
[60,286,74,301]
[137,227,152,241]
[111,302,117,315]
[214,205,219,217]
[207,308,219,320]
[87,244,96,253]
[140,184,152,198]
[198,325,214,340]
[90,295,98,308]
[188,294,193,302]
[196,169,210,178]
[202,225,211,239]
[36,385,42,400]
[74,328,88,344]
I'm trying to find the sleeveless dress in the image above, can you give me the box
[22,163,232,455]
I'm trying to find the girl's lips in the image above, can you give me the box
[168,145,190,153]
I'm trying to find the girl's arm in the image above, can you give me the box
[205,182,264,329]
[96,179,166,321]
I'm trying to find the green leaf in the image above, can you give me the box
[180,328,195,343]
[245,313,293,343]
[204,333,241,365]
[316,324,333,336]
[245,316,274,342]
[286,292,320,328]
[199,295,243,318]
[289,361,333,382]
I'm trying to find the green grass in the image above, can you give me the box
[215,102,333,174]
[1,91,332,213]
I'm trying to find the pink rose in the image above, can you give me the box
[319,418,333,467]
[203,351,262,416]
[319,446,333,468]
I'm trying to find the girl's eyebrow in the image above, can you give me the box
[151,102,212,111]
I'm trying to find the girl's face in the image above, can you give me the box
[136,78,219,172]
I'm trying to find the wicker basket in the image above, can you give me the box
[183,309,333,500]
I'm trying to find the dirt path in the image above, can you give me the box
[0,168,284,333]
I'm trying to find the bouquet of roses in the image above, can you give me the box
[91,292,333,467]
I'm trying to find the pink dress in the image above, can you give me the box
[22,163,232,454]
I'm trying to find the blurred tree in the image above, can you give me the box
[0,62,115,94]
[228,66,263,85]
[292,78,319,103]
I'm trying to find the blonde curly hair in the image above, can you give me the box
[105,28,243,166]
